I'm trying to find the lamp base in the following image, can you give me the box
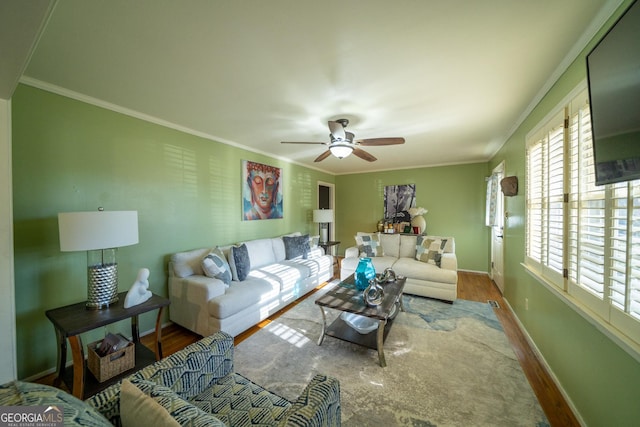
[87,263,119,309]
[320,223,329,244]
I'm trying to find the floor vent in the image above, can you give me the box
[488,300,500,308]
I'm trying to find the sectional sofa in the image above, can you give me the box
[168,232,334,337]
[341,232,458,302]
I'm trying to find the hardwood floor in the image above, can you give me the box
[36,272,579,426]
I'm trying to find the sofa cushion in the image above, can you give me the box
[127,378,224,427]
[399,234,418,258]
[202,247,232,286]
[355,233,379,257]
[379,233,400,258]
[243,238,276,269]
[393,257,458,283]
[283,234,310,259]
[229,244,251,281]
[209,278,280,319]
[171,247,211,278]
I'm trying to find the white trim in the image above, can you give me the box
[18,76,335,176]
[0,99,17,383]
[525,81,587,142]
[523,263,640,364]
[502,297,586,427]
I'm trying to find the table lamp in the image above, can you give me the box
[313,209,334,244]
[58,209,139,309]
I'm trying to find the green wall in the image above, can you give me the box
[11,84,334,379]
[489,1,640,425]
[335,163,490,272]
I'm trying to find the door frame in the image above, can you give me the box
[317,181,335,241]
[490,162,505,293]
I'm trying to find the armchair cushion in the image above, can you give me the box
[191,373,290,425]
[0,381,111,427]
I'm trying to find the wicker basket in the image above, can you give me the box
[87,339,135,382]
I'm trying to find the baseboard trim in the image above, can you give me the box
[502,297,586,427]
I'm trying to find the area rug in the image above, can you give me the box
[234,282,549,426]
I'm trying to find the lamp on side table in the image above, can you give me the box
[313,209,334,244]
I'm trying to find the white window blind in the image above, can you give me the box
[525,110,565,286]
[526,87,640,347]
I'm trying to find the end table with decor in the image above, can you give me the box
[45,292,169,399]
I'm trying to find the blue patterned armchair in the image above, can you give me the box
[87,331,341,426]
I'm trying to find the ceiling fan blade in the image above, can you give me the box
[281,141,327,145]
[356,137,405,146]
[328,121,346,140]
[353,148,377,162]
[314,150,332,162]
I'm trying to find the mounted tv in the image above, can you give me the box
[586,0,640,186]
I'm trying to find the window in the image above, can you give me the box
[525,86,640,347]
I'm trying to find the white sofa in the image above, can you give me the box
[168,232,333,337]
[341,233,458,302]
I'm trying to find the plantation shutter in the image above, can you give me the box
[527,84,640,350]
[609,182,640,343]
[567,92,607,316]
[525,110,565,286]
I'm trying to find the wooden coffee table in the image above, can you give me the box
[315,274,405,367]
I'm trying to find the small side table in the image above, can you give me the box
[45,292,170,399]
[318,241,340,256]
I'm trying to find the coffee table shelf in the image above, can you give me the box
[315,274,405,367]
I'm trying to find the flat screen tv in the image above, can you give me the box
[586,0,640,186]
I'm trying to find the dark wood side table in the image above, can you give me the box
[45,292,170,399]
[318,241,340,256]
[318,241,341,277]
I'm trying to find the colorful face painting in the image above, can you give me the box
[242,160,283,220]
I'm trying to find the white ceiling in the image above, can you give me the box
[4,0,620,174]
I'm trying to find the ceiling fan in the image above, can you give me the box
[281,119,405,162]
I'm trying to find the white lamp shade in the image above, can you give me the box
[313,209,334,223]
[58,211,139,251]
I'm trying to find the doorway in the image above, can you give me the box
[317,181,335,241]
[490,163,505,293]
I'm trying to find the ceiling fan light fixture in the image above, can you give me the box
[329,144,353,159]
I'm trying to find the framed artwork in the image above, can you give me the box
[384,184,416,222]
[242,160,283,220]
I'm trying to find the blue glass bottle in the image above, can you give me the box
[355,258,376,291]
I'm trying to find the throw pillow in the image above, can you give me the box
[283,234,310,260]
[309,235,320,249]
[416,237,448,267]
[201,247,232,286]
[416,235,436,262]
[229,244,250,281]
[355,233,379,257]
[120,379,180,427]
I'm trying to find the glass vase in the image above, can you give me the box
[355,257,376,291]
